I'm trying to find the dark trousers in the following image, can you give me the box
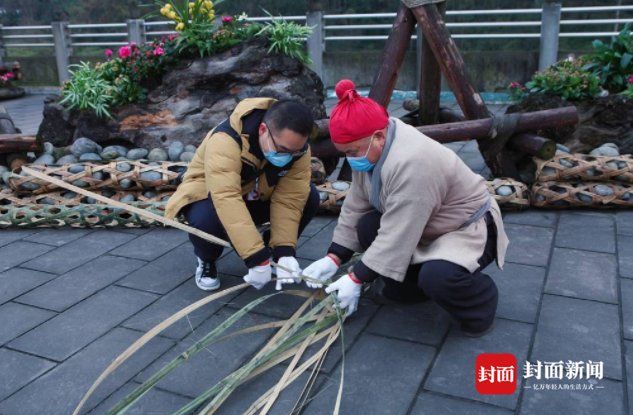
[183,184,320,263]
[357,210,499,333]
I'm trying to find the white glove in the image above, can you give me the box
[303,255,339,288]
[324,273,362,317]
[243,260,272,290]
[275,256,302,290]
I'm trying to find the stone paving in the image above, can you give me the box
[0,94,632,415]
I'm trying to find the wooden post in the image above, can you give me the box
[51,21,72,85]
[0,25,5,67]
[368,3,416,108]
[127,19,146,45]
[307,0,324,81]
[417,2,445,125]
[410,5,488,120]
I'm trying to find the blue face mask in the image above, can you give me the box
[264,151,293,167]
[346,136,376,172]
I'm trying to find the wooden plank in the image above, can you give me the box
[0,134,39,153]
[368,3,417,108]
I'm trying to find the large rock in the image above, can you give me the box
[507,94,633,154]
[36,39,326,149]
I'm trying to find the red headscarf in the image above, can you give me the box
[328,79,389,144]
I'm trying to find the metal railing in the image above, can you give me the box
[0,4,631,84]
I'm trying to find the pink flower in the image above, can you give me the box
[222,15,234,23]
[105,48,113,58]
[118,46,132,59]
[153,47,165,56]
[628,75,633,84]
[145,51,151,57]
[130,42,137,47]
[5,72,14,79]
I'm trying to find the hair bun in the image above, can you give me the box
[335,79,356,100]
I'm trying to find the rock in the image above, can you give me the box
[120,194,136,203]
[36,40,326,150]
[0,165,8,181]
[68,165,85,174]
[139,171,162,182]
[606,161,619,170]
[33,154,55,165]
[2,171,12,185]
[185,145,197,154]
[35,100,74,147]
[559,159,574,168]
[590,145,619,157]
[101,145,128,160]
[618,161,628,169]
[62,191,77,199]
[85,197,97,204]
[180,152,195,162]
[120,179,133,189]
[127,148,149,160]
[577,193,593,203]
[71,180,88,188]
[623,192,631,201]
[496,185,513,197]
[148,148,168,162]
[541,167,557,177]
[116,156,128,161]
[594,184,614,197]
[319,191,327,202]
[56,155,78,165]
[101,188,116,197]
[143,190,157,198]
[331,181,350,192]
[148,161,160,166]
[21,182,41,191]
[79,153,102,162]
[71,137,102,157]
[39,197,56,205]
[43,142,55,155]
[161,195,171,201]
[586,167,597,176]
[555,143,570,153]
[168,141,185,161]
[92,171,104,180]
[116,162,132,172]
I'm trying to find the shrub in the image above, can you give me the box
[525,59,601,101]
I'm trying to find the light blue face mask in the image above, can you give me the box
[346,136,376,172]
[264,151,293,167]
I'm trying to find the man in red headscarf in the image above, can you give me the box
[303,80,509,337]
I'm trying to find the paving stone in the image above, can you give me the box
[112,227,153,236]
[0,241,55,272]
[300,216,334,237]
[618,235,633,279]
[15,255,146,312]
[366,301,451,346]
[217,249,248,277]
[622,280,633,340]
[0,268,57,305]
[410,392,513,415]
[616,211,633,236]
[530,295,621,380]
[625,341,633,412]
[296,222,336,261]
[425,319,533,410]
[503,224,554,267]
[135,308,274,398]
[0,229,38,247]
[227,284,315,319]
[8,286,158,361]
[116,243,197,294]
[216,365,311,415]
[519,378,624,415]
[122,276,245,340]
[459,151,486,172]
[303,333,435,415]
[544,248,617,303]
[21,230,135,274]
[485,262,545,324]
[503,210,558,228]
[0,328,174,415]
[0,348,55,401]
[109,228,188,261]
[0,302,55,345]
[555,213,616,253]
[23,228,92,247]
[86,381,190,415]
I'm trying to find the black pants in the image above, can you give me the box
[183,184,321,263]
[357,210,499,333]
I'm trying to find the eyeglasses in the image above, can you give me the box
[266,124,308,157]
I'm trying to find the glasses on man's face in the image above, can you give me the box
[266,125,308,157]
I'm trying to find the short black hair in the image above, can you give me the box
[263,99,314,137]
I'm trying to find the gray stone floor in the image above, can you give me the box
[0,94,632,415]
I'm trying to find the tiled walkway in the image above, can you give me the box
[0,95,631,415]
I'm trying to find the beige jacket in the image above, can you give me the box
[332,118,509,282]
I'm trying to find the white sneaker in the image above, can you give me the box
[195,258,221,291]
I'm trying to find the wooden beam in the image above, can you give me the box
[509,133,557,160]
[418,2,445,125]
[368,3,417,108]
[0,134,39,153]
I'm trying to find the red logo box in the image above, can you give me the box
[475,353,517,395]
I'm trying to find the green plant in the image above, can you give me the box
[257,12,314,65]
[583,24,633,93]
[620,74,633,99]
[525,59,601,101]
[508,81,527,101]
[60,62,113,118]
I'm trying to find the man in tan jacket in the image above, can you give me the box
[303,80,509,337]
[165,98,319,291]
